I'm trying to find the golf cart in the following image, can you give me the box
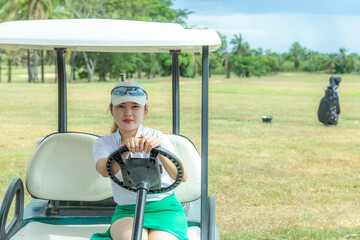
[0,19,221,240]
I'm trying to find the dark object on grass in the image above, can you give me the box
[318,76,341,125]
[120,73,126,82]
[262,116,272,123]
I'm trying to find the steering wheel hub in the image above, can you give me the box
[106,146,183,193]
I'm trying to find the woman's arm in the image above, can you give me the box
[138,134,188,182]
[96,157,120,178]
[158,154,188,182]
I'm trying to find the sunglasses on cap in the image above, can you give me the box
[111,86,147,97]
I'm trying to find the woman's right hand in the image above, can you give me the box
[122,136,142,154]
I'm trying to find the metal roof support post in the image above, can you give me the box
[55,48,67,133]
[170,50,181,135]
[201,46,209,240]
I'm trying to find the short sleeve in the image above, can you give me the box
[93,137,112,164]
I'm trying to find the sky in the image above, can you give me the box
[172,0,360,54]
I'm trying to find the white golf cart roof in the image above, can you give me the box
[0,19,221,53]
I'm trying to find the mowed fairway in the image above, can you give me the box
[0,73,360,239]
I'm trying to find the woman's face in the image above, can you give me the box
[111,102,147,134]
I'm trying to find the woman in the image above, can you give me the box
[92,80,189,240]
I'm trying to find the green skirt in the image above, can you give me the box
[91,193,188,240]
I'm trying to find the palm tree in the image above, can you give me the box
[347,54,359,73]
[306,50,318,72]
[339,48,347,58]
[230,33,244,56]
[289,42,306,71]
[214,32,230,78]
[241,42,251,56]
[325,54,337,74]
[223,52,230,78]
[0,0,54,83]
[31,0,53,83]
[338,47,348,73]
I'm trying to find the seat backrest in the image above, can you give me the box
[166,134,201,202]
[26,132,113,201]
[26,132,200,203]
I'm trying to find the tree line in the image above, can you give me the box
[0,0,359,83]
[219,36,360,78]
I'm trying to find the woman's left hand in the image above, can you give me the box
[138,134,161,153]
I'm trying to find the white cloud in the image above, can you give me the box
[187,13,360,53]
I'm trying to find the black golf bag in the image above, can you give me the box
[317,76,341,125]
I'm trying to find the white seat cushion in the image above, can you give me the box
[166,134,201,202]
[10,222,109,240]
[26,133,113,201]
[10,222,201,240]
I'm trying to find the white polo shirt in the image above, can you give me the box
[93,124,177,205]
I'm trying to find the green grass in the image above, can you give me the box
[1,70,360,239]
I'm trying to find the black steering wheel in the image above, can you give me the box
[106,146,184,194]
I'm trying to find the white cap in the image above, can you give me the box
[111,81,147,106]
